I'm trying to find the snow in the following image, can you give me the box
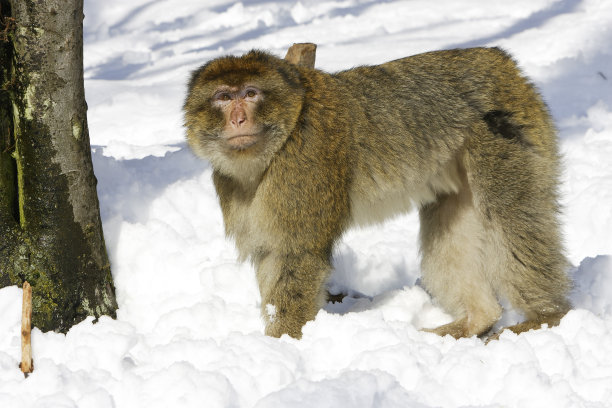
[2,0,612,406]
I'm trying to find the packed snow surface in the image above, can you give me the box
[2,0,612,407]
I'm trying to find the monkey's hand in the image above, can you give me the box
[257,252,330,339]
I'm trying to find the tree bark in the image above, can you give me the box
[0,0,117,332]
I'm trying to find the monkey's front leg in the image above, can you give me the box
[256,252,330,338]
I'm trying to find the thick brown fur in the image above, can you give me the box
[184,48,571,339]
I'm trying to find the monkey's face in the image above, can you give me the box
[184,79,269,161]
[210,85,264,151]
[184,51,305,182]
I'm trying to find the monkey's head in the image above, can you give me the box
[184,50,305,183]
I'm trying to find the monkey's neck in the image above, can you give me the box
[216,170,261,199]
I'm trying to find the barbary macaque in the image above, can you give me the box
[184,47,570,339]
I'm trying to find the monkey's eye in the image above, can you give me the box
[212,91,233,104]
[243,88,261,100]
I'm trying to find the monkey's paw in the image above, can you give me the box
[421,318,471,339]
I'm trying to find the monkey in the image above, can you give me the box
[183,47,571,340]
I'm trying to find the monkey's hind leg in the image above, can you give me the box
[485,224,571,341]
[467,115,571,342]
[486,312,566,342]
[256,252,330,339]
[419,176,502,339]
[485,245,570,342]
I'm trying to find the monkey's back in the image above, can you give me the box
[332,47,559,226]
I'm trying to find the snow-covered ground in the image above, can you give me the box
[2,0,612,406]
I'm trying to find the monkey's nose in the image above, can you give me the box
[231,110,247,128]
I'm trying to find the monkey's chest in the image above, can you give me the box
[224,194,274,262]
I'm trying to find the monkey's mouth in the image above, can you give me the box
[226,134,259,150]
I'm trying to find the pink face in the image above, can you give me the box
[212,85,264,150]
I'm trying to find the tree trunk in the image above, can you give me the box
[0,0,117,332]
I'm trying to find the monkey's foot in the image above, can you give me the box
[422,317,471,339]
[485,312,566,343]
[423,316,497,339]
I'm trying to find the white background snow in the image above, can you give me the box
[2,0,612,406]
